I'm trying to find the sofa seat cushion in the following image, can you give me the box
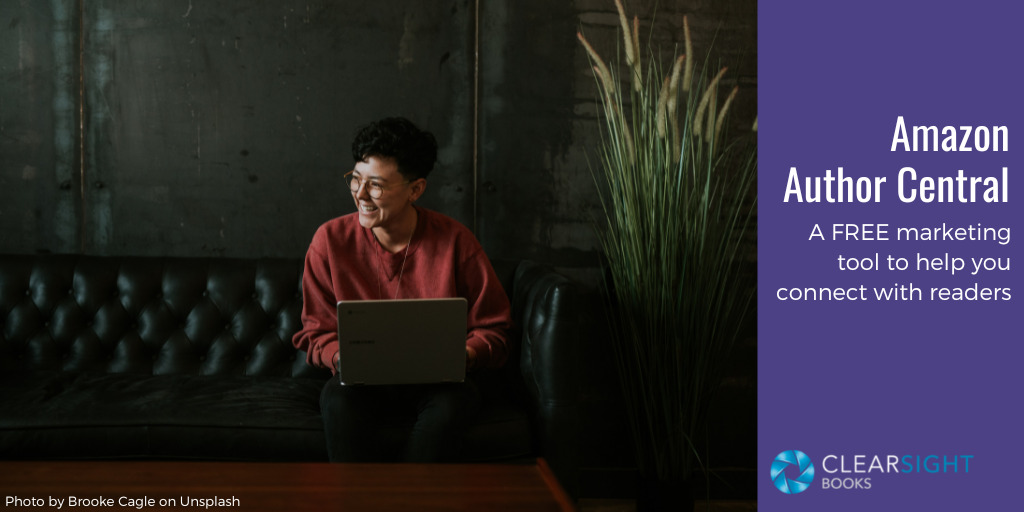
[0,371,326,461]
[0,371,534,462]
[460,400,534,462]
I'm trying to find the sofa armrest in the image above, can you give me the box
[512,260,582,497]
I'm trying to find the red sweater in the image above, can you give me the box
[292,206,513,372]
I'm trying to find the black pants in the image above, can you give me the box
[319,374,481,462]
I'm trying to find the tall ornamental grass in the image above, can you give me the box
[579,0,757,485]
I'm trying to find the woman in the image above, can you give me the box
[292,117,512,462]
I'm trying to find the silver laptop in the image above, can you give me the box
[335,298,467,386]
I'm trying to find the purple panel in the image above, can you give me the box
[759,1,1022,510]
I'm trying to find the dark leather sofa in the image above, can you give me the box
[0,254,581,492]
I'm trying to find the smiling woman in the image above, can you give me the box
[347,155,424,252]
[292,116,513,464]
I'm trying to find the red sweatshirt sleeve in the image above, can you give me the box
[459,247,513,369]
[293,227,340,372]
[293,210,511,373]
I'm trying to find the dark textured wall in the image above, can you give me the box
[1,1,81,253]
[3,0,755,268]
[3,0,475,257]
[1,0,757,497]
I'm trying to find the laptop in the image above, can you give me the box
[335,298,467,386]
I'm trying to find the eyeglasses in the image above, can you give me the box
[344,170,410,199]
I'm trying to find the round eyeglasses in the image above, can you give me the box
[344,170,411,199]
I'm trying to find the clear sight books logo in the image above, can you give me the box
[771,450,815,494]
[771,450,974,494]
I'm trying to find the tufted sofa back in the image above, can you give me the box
[0,255,328,378]
[0,254,580,488]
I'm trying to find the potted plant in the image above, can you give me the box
[578,1,757,509]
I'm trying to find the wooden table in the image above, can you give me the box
[0,459,575,511]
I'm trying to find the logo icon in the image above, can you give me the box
[771,450,815,494]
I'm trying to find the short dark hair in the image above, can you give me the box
[351,117,438,180]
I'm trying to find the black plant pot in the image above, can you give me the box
[636,476,694,512]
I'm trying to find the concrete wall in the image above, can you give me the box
[1,1,81,253]
[3,0,755,270]
[3,0,476,256]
